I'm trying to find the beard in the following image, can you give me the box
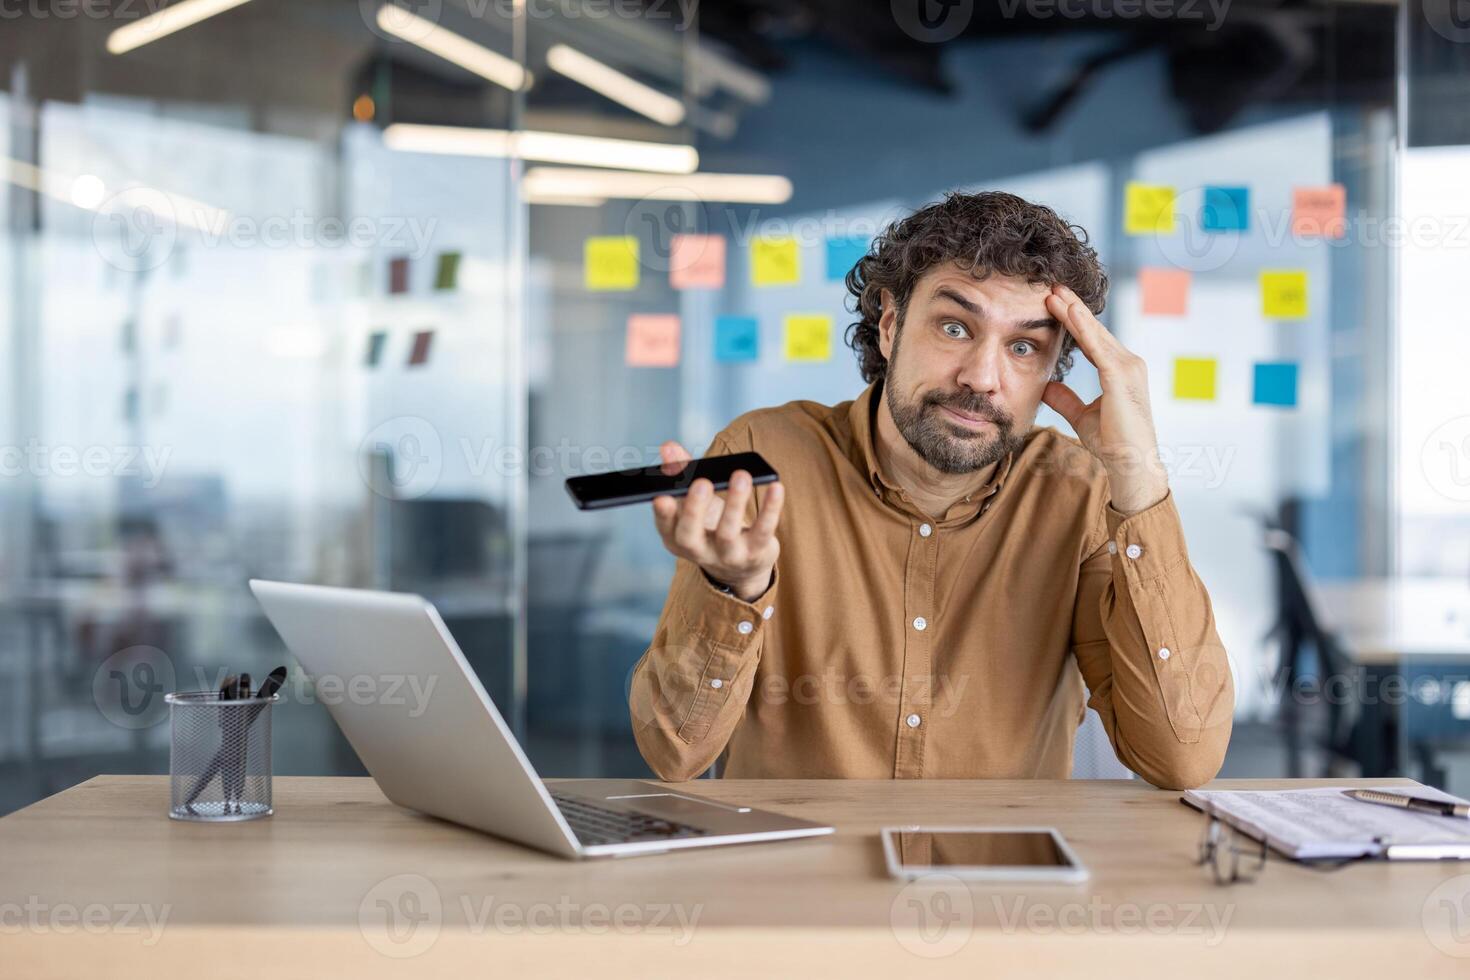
[885,378,1026,475]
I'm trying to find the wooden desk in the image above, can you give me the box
[1316,577,1470,665]
[4,776,1470,977]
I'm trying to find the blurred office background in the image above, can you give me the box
[1,0,1468,816]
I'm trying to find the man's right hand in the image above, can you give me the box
[650,440,784,603]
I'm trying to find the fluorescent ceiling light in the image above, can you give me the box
[546,44,686,127]
[70,174,107,210]
[522,167,792,205]
[691,42,772,104]
[525,195,608,208]
[383,124,699,174]
[376,6,529,91]
[2,158,228,232]
[107,0,255,55]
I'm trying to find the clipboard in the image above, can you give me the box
[1180,784,1470,862]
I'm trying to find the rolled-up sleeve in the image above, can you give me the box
[1071,491,1235,790]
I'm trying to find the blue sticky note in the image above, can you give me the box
[1202,186,1249,232]
[1253,362,1298,407]
[825,235,870,282]
[715,316,759,362]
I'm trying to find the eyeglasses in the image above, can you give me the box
[1196,805,1268,885]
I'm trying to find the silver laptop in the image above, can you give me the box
[249,580,833,859]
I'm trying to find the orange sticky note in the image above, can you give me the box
[625,314,680,367]
[1291,185,1346,239]
[669,234,726,290]
[1139,267,1191,316]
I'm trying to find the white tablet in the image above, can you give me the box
[881,826,1090,883]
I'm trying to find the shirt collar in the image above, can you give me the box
[846,379,1017,522]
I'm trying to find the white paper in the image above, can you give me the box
[1184,785,1470,860]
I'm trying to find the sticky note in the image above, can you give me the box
[1253,362,1299,407]
[1261,270,1309,320]
[435,251,461,291]
[585,236,640,291]
[1124,183,1175,235]
[1202,186,1249,232]
[669,234,726,290]
[825,235,870,282]
[389,256,409,294]
[365,331,387,368]
[715,316,759,362]
[751,237,800,287]
[408,330,434,366]
[626,314,680,367]
[784,314,831,362]
[1173,358,1217,401]
[1139,267,1191,316]
[1292,185,1346,238]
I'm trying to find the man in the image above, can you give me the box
[628,191,1234,790]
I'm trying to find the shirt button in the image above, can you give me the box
[710,678,724,689]
[737,621,754,635]
[912,616,927,631]
[1158,647,1171,661]
[906,713,921,728]
[1107,541,1118,556]
[919,523,932,538]
[762,605,774,620]
[1125,544,1143,560]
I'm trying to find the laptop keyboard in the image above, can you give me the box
[551,793,710,847]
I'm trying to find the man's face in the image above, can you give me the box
[880,264,1064,474]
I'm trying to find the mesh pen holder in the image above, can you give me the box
[166,690,279,822]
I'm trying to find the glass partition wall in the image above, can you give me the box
[0,2,1413,814]
[0,2,526,813]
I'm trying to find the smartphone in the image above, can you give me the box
[565,451,780,511]
[880,826,1090,883]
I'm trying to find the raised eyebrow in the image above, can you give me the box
[1016,317,1062,332]
[932,287,984,316]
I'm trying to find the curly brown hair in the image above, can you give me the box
[844,191,1108,384]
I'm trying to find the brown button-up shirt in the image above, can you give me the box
[629,382,1234,790]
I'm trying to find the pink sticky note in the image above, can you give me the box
[1139,267,1191,316]
[1292,185,1346,239]
[669,235,726,290]
[626,314,681,367]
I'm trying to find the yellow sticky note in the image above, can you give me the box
[1260,270,1308,320]
[625,314,680,367]
[1125,183,1176,235]
[585,236,639,291]
[783,314,831,362]
[1173,358,1217,401]
[751,237,801,287]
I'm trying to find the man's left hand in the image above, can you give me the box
[1041,283,1169,516]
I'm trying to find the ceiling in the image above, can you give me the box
[0,0,1400,141]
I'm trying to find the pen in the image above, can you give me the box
[182,669,287,811]
[232,673,252,811]
[1344,789,1470,818]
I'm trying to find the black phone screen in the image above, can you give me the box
[565,452,779,510]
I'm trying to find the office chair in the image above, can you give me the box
[1071,706,1135,779]
[526,532,609,772]
[1262,526,1373,777]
